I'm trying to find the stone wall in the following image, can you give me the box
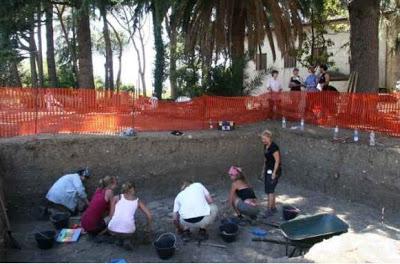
[0,121,399,216]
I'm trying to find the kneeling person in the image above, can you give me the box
[228,166,259,220]
[107,182,152,250]
[173,181,218,241]
[45,168,90,215]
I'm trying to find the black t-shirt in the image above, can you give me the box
[264,142,281,171]
[290,76,302,89]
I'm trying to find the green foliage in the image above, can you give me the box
[58,64,76,88]
[206,63,245,97]
[295,0,343,68]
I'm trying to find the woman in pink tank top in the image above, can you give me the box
[81,176,117,234]
[107,182,152,250]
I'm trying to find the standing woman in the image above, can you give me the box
[317,64,330,91]
[261,130,281,217]
[81,176,118,235]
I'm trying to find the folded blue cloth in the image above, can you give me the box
[110,259,127,263]
[251,227,268,237]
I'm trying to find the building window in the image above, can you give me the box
[255,53,267,71]
[284,53,297,68]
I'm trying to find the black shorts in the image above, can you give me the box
[264,170,280,194]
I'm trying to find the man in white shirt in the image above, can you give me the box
[267,70,283,117]
[46,168,90,215]
[267,70,283,92]
[173,181,218,241]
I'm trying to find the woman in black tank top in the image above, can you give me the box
[228,166,259,219]
[318,64,330,91]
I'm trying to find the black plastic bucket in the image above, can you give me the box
[50,212,70,229]
[153,233,176,260]
[35,230,56,249]
[282,205,300,221]
[219,222,239,243]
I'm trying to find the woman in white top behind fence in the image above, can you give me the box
[108,182,152,250]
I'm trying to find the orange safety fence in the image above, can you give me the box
[0,87,399,138]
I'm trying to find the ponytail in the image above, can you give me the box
[98,176,116,189]
[121,181,135,194]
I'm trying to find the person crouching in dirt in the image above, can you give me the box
[173,181,218,241]
[228,166,259,221]
[45,168,90,216]
[107,182,152,251]
[81,176,118,237]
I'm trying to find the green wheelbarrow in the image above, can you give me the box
[253,213,349,257]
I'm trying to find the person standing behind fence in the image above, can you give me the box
[304,66,318,92]
[288,68,304,91]
[44,89,64,112]
[149,92,159,110]
[317,64,338,91]
[267,70,283,117]
[261,130,281,218]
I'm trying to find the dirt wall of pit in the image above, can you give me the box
[0,171,5,259]
[0,121,399,216]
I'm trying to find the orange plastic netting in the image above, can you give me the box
[0,88,399,138]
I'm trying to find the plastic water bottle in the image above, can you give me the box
[282,117,287,128]
[209,119,213,129]
[369,131,376,146]
[353,129,359,142]
[333,126,339,140]
[300,118,305,131]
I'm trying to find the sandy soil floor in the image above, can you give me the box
[4,180,400,263]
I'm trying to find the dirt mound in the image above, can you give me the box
[306,231,400,262]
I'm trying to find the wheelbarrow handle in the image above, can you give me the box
[252,237,287,245]
[252,237,312,249]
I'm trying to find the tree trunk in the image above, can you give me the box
[37,6,44,87]
[131,20,147,97]
[231,1,246,95]
[152,3,165,99]
[108,21,123,91]
[138,26,147,96]
[76,0,94,89]
[29,24,38,88]
[45,1,58,87]
[169,33,177,99]
[349,0,380,92]
[385,0,400,89]
[56,5,78,87]
[99,3,114,90]
[166,13,178,99]
[10,60,22,87]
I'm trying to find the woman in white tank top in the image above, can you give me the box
[107,182,152,249]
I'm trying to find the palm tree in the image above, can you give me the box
[177,0,304,94]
